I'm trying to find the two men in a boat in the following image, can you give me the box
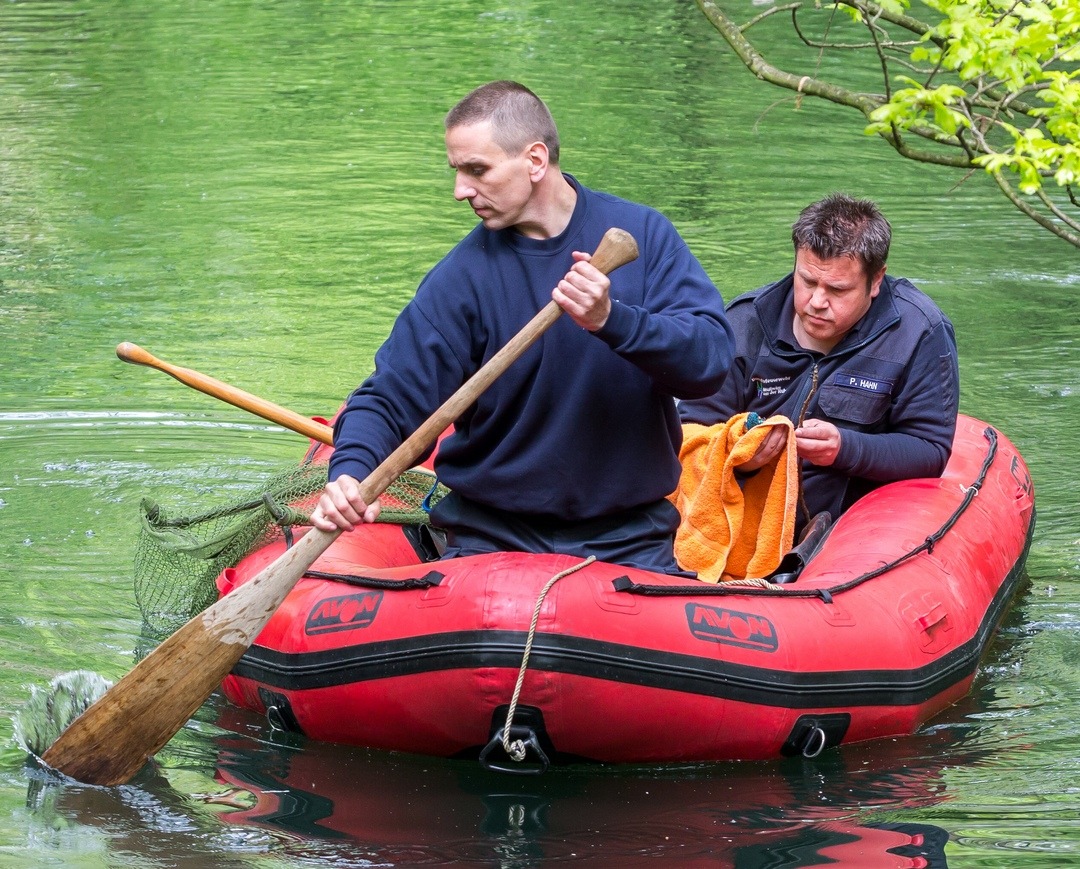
[311,81,960,572]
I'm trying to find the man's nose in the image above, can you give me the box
[454,173,475,201]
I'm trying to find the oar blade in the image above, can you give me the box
[41,526,338,785]
[40,616,248,785]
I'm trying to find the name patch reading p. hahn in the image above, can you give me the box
[686,603,778,652]
[306,591,383,635]
[833,372,893,394]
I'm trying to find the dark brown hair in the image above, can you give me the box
[792,194,891,278]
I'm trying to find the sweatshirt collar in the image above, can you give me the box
[500,173,586,255]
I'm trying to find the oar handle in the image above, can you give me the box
[42,227,638,786]
[116,342,335,445]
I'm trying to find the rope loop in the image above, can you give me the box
[501,556,596,760]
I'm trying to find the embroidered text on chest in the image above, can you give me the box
[752,375,791,398]
[834,372,894,394]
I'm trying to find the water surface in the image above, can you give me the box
[1,1,1077,866]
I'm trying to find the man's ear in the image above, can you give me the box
[869,264,886,297]
[524,141,549,182]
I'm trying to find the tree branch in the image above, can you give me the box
[692,0,1079,250]
[992,171,1080,246]
[1036,186,1080,235]
[695,0,970,163]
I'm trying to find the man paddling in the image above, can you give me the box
[678,194,960,537]
[311,80,734,573]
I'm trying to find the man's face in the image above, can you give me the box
[446,121,536,232]
[791,248,885,353]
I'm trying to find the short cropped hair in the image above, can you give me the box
[791,194,891,279]
[445,80,561,165]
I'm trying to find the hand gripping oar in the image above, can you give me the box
[116,342,335,445]
[41,227,639,786]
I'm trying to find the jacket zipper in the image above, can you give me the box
[795,362,820,427]
[793,361,820,525]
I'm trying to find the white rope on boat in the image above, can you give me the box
[501,555,596,762]
[717,576,775,588]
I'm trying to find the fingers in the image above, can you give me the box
[757,427,786,462]
[795,419,841,466]
[795,418,829,438]
[738,418,843,471]
[741,425,787,471]
[552,251,612,331]
[310,474,381,531]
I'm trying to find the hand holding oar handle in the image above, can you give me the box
[352,227,640,505]
[41,227,639,785]
[116,342,335,446]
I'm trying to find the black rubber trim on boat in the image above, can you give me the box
[257,687,304,735]
[612,426,1001,601]
[300,569,445,590]
[231,536,1030,710]
[477,705,555,775]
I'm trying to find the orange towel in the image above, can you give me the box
[669,413,799,583]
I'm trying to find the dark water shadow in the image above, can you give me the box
[25,703,970,868]
[203,720,959,867]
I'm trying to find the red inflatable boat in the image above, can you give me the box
[218,414,1034,770]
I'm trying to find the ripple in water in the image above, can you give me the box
[14,670,112,761]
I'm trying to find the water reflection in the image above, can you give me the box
[33,718,961,868]
[210,734,958,867]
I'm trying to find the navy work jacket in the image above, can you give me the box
[678,273,960,530]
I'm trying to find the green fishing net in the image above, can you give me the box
[133,462,447,641]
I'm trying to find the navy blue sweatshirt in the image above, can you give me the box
[330,177,734,520]
[678,273,959,527]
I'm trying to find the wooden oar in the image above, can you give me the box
[116,342,334,445]
[41,227,639,786]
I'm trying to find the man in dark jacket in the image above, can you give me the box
[679,194,959,536]
[310,81,734,572]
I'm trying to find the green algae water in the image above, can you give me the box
[1,1,1077,866]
